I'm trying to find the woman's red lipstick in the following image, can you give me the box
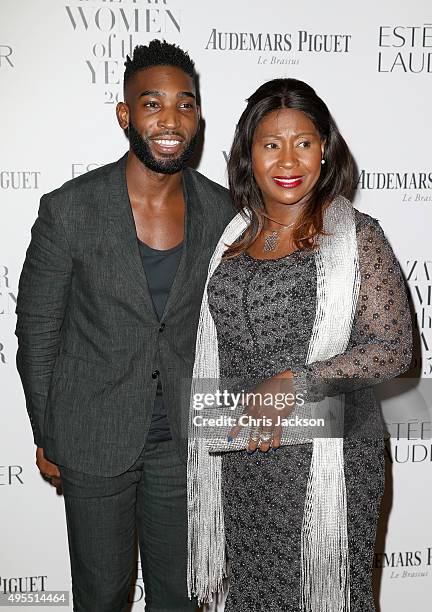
[272,176,304,189]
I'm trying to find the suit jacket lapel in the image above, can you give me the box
[160,168,205,321]
[106,157,206,322]
[106,154,157,318]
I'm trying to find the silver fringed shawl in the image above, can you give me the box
[187,196,361,611]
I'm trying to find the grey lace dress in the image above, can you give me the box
[207,210,412,612]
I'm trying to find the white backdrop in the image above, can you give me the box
[1,1,431,610]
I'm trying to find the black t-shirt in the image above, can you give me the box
[138,239,184,442]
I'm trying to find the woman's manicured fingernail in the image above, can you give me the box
[227,436,233,443]
[272,447,279,453]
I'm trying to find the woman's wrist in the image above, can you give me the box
[290,366,327,403]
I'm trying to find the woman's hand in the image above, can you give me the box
[228,371,296,452]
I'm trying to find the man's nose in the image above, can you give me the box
[157,106,181,130]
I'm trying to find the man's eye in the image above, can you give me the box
[264,143,278,149]
[145,101,159,108]
[298,141,311,148]
[179,102,194,109]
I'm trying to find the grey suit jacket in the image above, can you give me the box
[15,153,235,476]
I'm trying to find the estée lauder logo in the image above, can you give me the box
[378,24,432,73]
[72,163,103,179]
[0,465,24,485]
[0,45,13,68]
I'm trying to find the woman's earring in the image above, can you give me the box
[321,159,325,165]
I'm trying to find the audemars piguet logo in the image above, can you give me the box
[373,548,432,579]
[0,171,41,190]
[206,29,351,52]
[358,170,432,191]
[65,0,180,103]
[0,575,47,593]
[357,170,432,205]
[378,24,432,73]
[205,29,351,66]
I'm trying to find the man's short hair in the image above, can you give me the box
[124,39,197,89]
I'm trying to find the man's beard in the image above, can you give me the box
[127,121,198,175]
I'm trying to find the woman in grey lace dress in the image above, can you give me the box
[187,79,412,612]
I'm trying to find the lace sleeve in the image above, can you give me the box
[292,213,413,399]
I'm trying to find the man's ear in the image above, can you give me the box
[116,101,130,130]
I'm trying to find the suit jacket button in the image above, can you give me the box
[152,370,160,379]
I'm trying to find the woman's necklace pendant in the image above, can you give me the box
[263,230,279,252]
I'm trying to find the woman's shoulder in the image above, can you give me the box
[352,207,384,236]
[351,207,398,260]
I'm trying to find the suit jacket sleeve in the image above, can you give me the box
[15,192,73,447]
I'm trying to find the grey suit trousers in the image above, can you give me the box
[59,440,197,612]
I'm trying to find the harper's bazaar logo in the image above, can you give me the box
[0,45,13,68]
[0,465,24,485]
[65,0,179,36]
[0,266,16,316]
[373,548,432,579]
[378,24,432,73]
[406,260,432,376]
[65,0,180,102]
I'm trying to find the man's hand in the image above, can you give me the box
[36,447,61,489]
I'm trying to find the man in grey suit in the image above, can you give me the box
[15,40,234,611]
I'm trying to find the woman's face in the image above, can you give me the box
[251,108,325,213]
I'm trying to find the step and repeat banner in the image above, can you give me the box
[1,0,431,610]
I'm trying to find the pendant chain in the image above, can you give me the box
[262,213,296,253]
